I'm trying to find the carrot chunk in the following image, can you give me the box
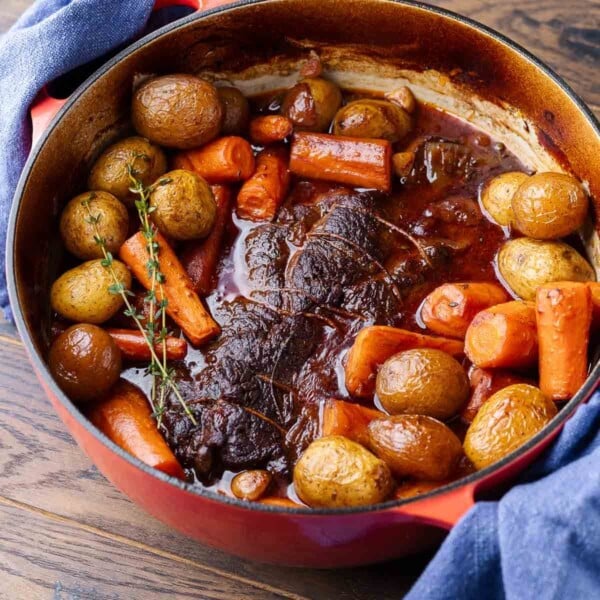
[587,282,600,328]
[290,132,392,192]
[536,282,592,400]
[107,328,187,362]
[345,326,464,398]
[237,146,290,221]
[464,301,538,369]
[249,115,294,145]
[88,379,185,479]
[420,282,509,339]
[120,231,220,347]
[172,136,255,184]
[181,185,231,295]
[322,399,385,445]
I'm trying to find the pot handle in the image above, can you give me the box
[30,0,233,146]
[389,482,477,530]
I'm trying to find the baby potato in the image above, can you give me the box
[512,172,589,239]
[149,170,216,240]
[480,171,529,227]
[88,137,167,206]
[293,436,394,508]
[332,99,412,142]
[49,324,121,403]
[132,74,223,149]
[217,86,250,135]
[59,191,129,260]
[497,237,595,300]
[231,470,272,501]
[50,259,131,324]
[464,384,557,470]
[376,348,469,420]
[281,77,342,132]
[368,415,463,481]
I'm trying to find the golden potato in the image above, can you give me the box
[368,415,463,480]
[132,74,223,149]
[231,470,272,501]
[464,384,557,469]
[59,191,128,260]
[217,86,250,135]
[50,259,131,324]
[149,170,216,240]
[512,172,589,239]
[88,137,167,206]
[293,436,394,508]
[480,171,529,227]
[376,349,469,419]
[332,99,412,142]
[281,77,342,132]
[497,238,595,300]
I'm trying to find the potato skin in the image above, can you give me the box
[217,86,250,135]
[376,349,469,420]
[497,238,595,300]
[50,259,132,324]
[48,324,121,403]
[332,99,412,142]
[368,415,463,480]
[480,171,529,227]
[231,470,272,501]
[60,191,129,260]
[132,74,223,149]
[281,78,342,132]
[512,172,589,239]
[149,170,216,240]
[88,137,167,206]
[464,384,557,469]
[293,436,394,508]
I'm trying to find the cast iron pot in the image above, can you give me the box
[7,0,600,567]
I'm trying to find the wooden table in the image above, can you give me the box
[1,1,598,597]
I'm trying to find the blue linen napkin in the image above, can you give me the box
[2,3,600,598]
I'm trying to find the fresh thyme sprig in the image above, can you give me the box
[82,189,197,428]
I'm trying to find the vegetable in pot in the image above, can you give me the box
[231,470,272,501]
[480,171,529,227]
[217,86,250,135]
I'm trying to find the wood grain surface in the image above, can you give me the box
[1,1,599,598]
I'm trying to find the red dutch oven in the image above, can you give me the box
[7,0,600,567]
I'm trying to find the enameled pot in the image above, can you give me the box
[7,0,600,567]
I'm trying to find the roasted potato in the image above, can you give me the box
[149,169,216,240]
[480,171,529,227]
[497,238,595,300]
[376,348,469,420]
[368,415,463,480]
[512,172,589,239]
[50,259,131,324]
[464,384,557,469]
[384,86,416,114]
[231,470,272,501]
[281,77,342,132]
[88,137,167,206]
[132,74,223,149]
[48,324,121,403]
[217,86,250,135]
[332,99,412,142]
[60,191,129,260]
[293,436,394,508]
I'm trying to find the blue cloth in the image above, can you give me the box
[2,3,600,598]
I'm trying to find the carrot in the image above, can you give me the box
[345,326,464,398]
[249,115,293,145]
[120,231,221,347]
[536,282,592,400]
[172,136,255,184]
[107,329,188,362]
[290,132,392,192]
[259,497,305,508]
[237,146,290,221]
[464,301,537,369]
[322,399,385,445]
[181,185,231,295]
[461,367,535,423]
[420,282,510,339]
[587,282,600,328]
[87,379,185,479]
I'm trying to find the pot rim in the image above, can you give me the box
[7,0,600,517]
